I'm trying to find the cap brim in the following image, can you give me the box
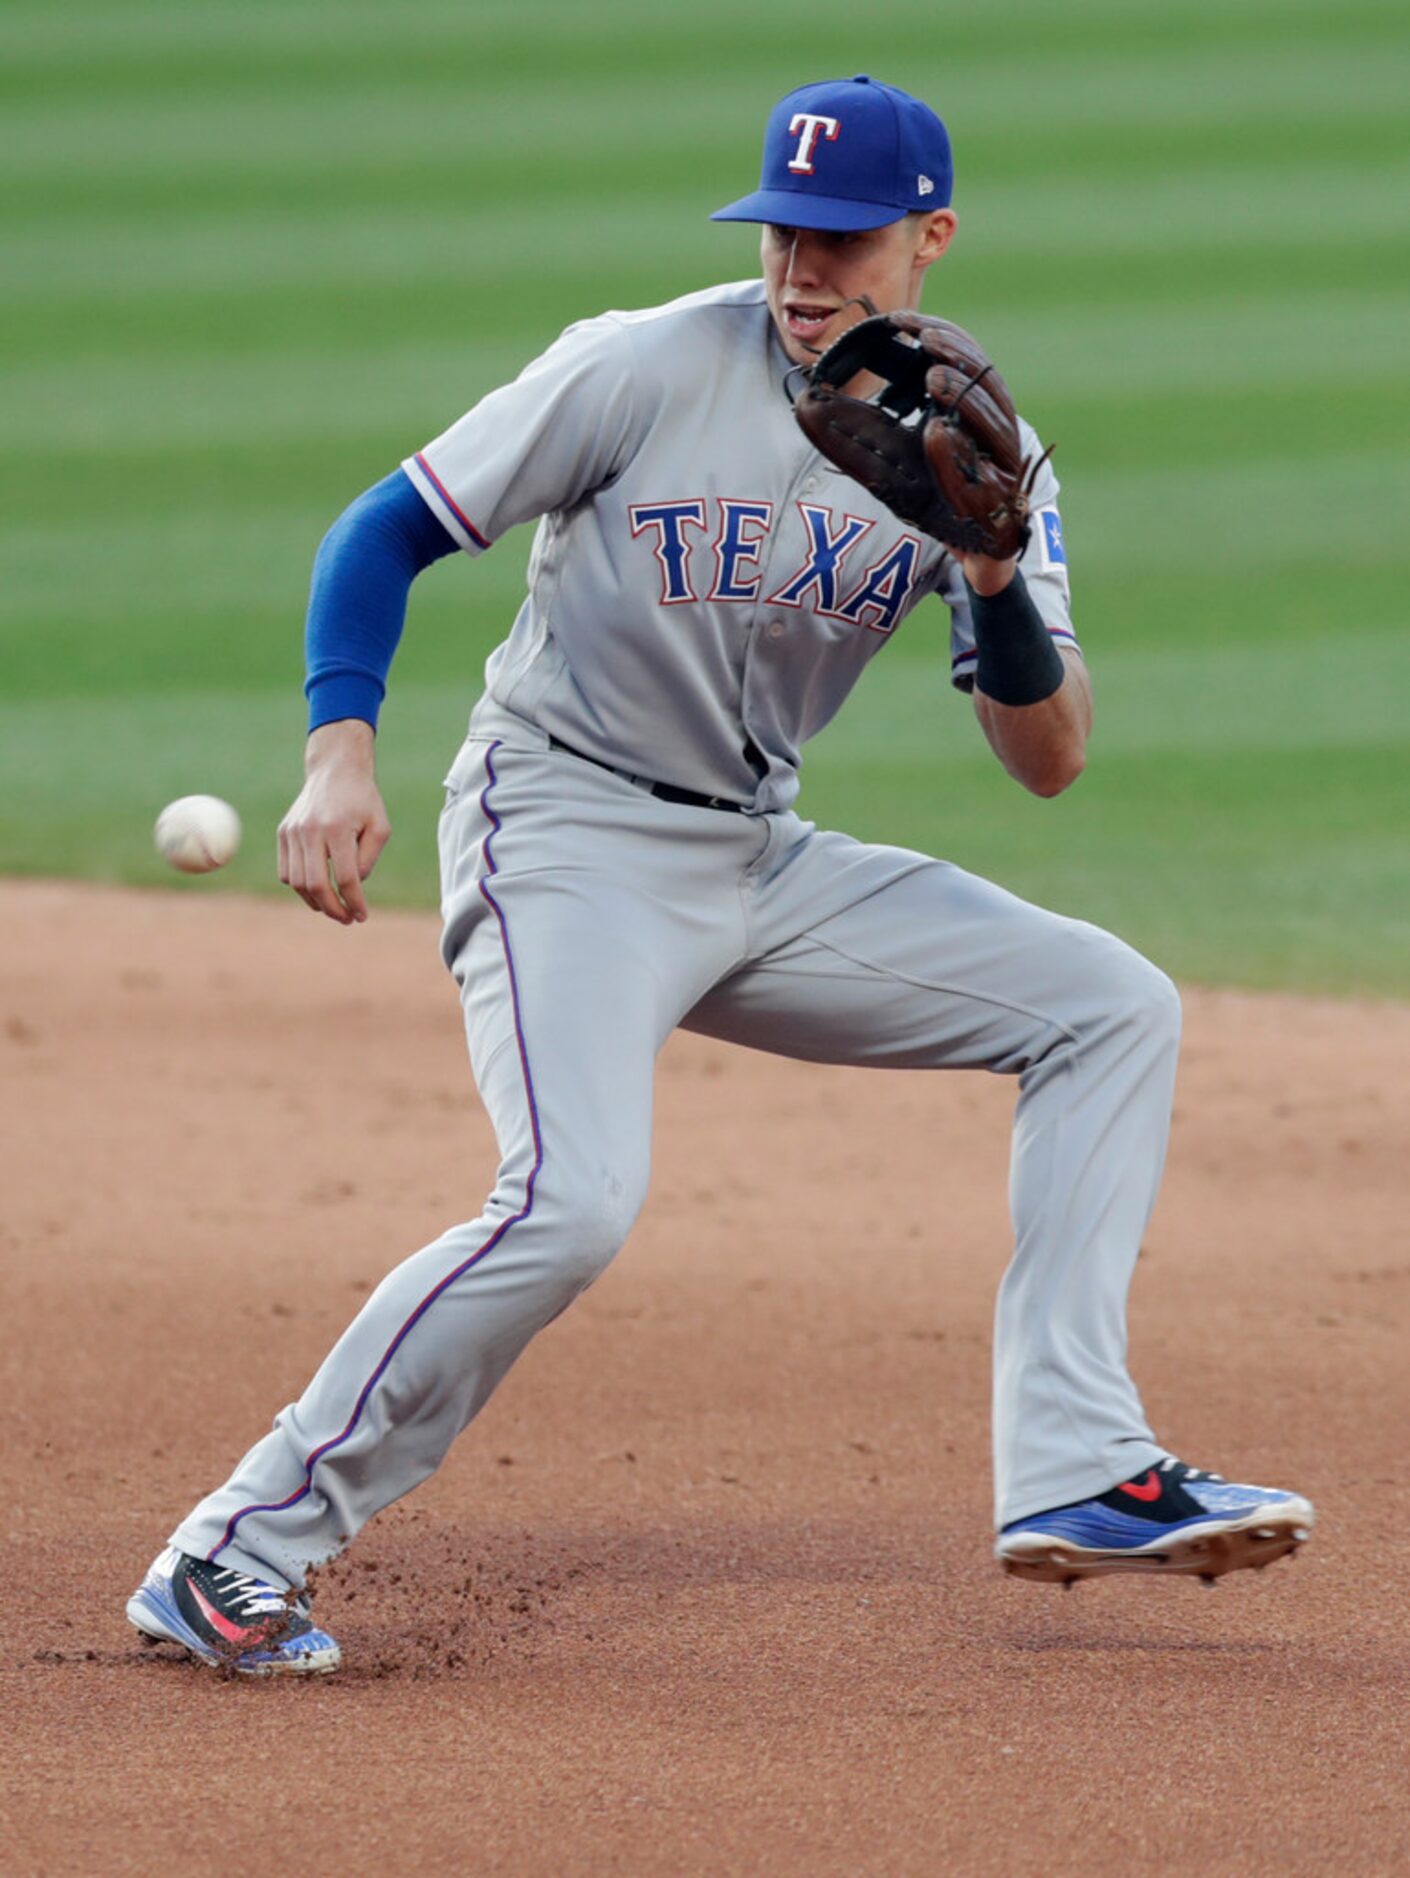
[710,188,909,232]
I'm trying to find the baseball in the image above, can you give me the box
[154,794,242,874]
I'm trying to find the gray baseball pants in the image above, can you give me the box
[174,710,1177,1589]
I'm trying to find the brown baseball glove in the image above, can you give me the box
[793,309,1050,560]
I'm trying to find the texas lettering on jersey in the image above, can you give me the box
[628,498,922,634]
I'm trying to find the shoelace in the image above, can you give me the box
[210,1567,289,1620]
[1160,1458,1225,1484]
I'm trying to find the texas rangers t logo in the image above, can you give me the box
[787,113,840,173]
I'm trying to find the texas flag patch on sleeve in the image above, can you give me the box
[1036,508,1067,570]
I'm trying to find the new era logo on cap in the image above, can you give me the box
[712,74,954,232]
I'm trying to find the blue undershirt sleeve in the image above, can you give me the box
[303,467,459,733]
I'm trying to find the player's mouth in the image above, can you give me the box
[782,301,839,348]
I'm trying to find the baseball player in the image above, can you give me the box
[128,76,1312,1675]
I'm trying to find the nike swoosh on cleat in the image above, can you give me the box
[191,1582,262,1646]
[1117,1470,1162,1502]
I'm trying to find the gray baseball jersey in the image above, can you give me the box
[402,279,1076,809]
[172,281,1182,1594]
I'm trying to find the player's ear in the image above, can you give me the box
[913,209,957,267]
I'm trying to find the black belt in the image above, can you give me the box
[547,735,744,813]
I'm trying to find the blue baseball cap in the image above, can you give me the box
[712,74,953,232]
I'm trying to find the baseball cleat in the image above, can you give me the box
[996,1458,1314,1584]
[126,1546,341,1675]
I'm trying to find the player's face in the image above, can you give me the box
[761,211,957,366]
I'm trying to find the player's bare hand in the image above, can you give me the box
[278,720,391,925]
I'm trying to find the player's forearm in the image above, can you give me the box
[303,468,457,733]
[959,559,1086,797]
[975,649,1090,797]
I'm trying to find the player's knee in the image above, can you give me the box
[1116,953,1182,1054]
[536,1161,648,1290]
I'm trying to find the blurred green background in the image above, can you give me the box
[3,0,1407,992]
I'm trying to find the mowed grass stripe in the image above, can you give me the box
[1022,381,1410,475]
[806,631,1409,763]
[11,103,1410,221]
[1054,448,1410,574]
[10,161,1408,318]
[10,115,1409,224]
[6,0,1400,77]
[0,512,528,668]
[7,45,1406,183]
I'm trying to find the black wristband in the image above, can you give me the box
[965,570,1066,706]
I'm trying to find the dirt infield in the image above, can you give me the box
[2,878,1407,1874]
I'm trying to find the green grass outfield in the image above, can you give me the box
[3,0,1407,994]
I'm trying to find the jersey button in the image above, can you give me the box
[767,620,786,639]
